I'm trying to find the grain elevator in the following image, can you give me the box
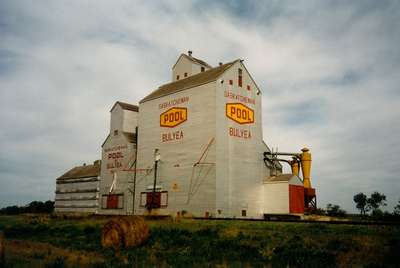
[55,52,316,218]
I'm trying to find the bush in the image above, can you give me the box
[306,207,326,215]
[0,200,54,215]
[326,204,346,217]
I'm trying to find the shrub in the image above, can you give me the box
[326,204,346,217]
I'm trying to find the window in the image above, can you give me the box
[102,194,124,209]
[184,72,188,77]
[176,75,180,80]
[217,209,222,215]
[114,130,118,136]
[140,191,168,209]
[146,192,161,209]
[140,192,147,207]
[238,68,243,87]
[201,66,205,72]
[247,85,251,91]
[241,210,247,217]
[229,79,233,85]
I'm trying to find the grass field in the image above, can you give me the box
[0,214,399,267]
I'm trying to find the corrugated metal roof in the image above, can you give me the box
[57,161,101,180]
[140,60,238,103]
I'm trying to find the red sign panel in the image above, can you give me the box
[106,194,119,209]
[289,185,305,213]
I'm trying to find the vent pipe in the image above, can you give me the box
[300,148,312,188]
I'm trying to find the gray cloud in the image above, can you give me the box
[0,0,399,212]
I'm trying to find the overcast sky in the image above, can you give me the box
[1,0,399,212]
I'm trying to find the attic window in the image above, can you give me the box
[184,72,188,77]
[247,85,251,91]
[102,194,124,209]
[201,66,205,72]
[176,75,180,80]
[114,130,118,136]
[238,68,243,87]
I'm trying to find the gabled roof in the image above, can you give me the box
[110,101,139,112]
[101,132,137,147]
[265,174,303,184]
[140,60,239,103]
[57,161,101,180]
[172,53,212,69]
[267,174,294,182]
[123,132,137,143]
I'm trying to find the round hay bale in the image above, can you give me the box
[101,216,149,249]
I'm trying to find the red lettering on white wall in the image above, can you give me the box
[105,150,125,170]
[159,96,189,110]
[224,91,255,105]
[161,131,184,142]
[228,127,252,139]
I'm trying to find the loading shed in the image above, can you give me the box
[263,174,304,215]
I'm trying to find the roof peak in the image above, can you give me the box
[57,161,101,180]
[172,52,213,70]
[141,59,239,103]
[182,53,212,68]
[110,101,139,112]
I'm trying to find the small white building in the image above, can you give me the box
[263,174,304,215]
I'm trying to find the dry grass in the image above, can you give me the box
[5,239,104,267]
[1,215,399,267]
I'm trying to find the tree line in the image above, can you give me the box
[0,200,54,215]
[308,191,400,221]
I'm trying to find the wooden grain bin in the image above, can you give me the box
[101,216,149,249]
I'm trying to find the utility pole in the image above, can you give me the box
[151,149,160,210]
[132,126,138,215]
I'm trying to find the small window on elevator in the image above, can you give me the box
[238,68,243,87]
[114,130,118,136]
[241,210,247,217]
[176,75,180,80]
[184,72,188,77]
[201,66,205,72]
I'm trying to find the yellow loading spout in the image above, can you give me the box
[300,147,312,188]
[290,157,300,176]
